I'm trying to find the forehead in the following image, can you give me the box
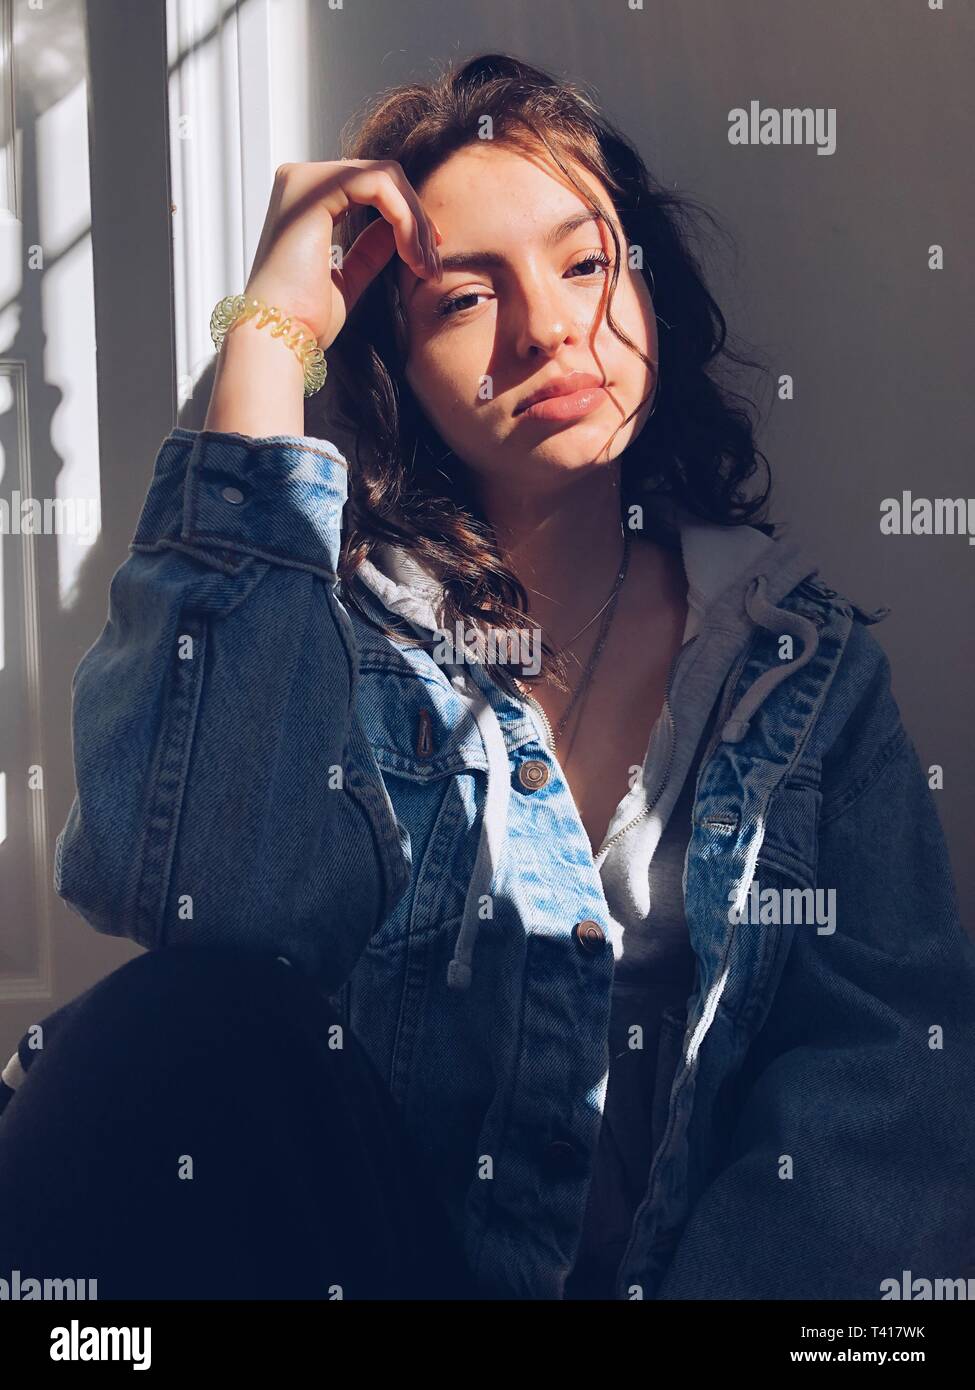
[395,144,618,295]
[420,142,611,213]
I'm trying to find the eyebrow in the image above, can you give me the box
[407,209,611,300]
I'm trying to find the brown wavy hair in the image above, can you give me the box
[305,51,775,697]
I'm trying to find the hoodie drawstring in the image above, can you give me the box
[444,663,512,991]
[720,575,820,743]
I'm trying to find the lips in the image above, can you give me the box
[513,372,605,416]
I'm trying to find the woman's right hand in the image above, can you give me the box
[243,159,443,349]
[204,160,442,437]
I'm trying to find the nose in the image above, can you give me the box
[512,268,587,359]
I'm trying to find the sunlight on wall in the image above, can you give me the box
[167,0,311,409]
[36,78,98,608]
[0,422,5,674]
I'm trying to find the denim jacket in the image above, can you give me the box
[53,428,975,1300]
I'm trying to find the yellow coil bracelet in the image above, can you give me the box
[209,294,328,398]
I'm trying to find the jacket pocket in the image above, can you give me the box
[755,761,822,890]
[354,651,491,780]
[351,653,494,945]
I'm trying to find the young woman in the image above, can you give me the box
[2,53,973,1302]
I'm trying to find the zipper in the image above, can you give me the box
[522,690,557,754]
[594,634,699,861]
[612,630,758,1299]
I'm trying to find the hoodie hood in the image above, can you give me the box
[353,502,824,992]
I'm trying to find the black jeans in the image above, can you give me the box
[0,945,479,1300]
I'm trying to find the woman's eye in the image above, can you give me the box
[435,290,484,319]
[567,252,612,278]
[433,252,612,320]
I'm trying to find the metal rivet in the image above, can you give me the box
[518,760,550,791]
[540,1139,578,1178]
[573,919,607,953]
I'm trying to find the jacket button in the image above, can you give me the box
[518,759,550,791]
[574,919,606,953]
[221,485,245,504]
[540,1139,578,1178]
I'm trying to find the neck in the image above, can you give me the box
[476,463,627,654]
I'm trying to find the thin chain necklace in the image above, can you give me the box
[516,527,631,759]
[560,525,629,647]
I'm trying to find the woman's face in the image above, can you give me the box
[396,143,658,500]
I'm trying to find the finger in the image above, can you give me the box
[341,165,432,279]
[291,160,440,277]
[334,216,399,318]
[365,161,440,278]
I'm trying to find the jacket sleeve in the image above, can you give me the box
[656,634,975,1299]
[54,427,411,994]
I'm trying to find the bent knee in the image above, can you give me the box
[27,946,329,1085]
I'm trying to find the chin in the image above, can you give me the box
[540,421,637,464]
[529,443,621,473]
